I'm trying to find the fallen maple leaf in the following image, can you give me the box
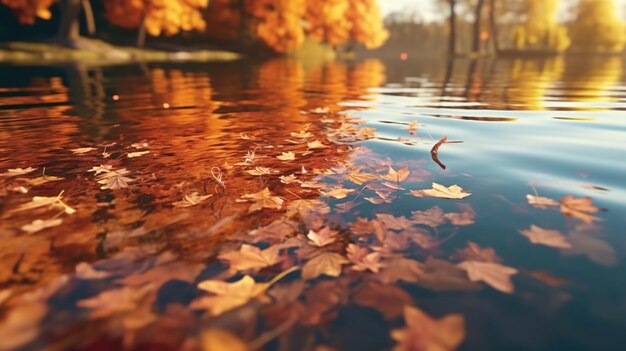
[452,242,502,263]
[319,188,355,199]
[391,305,465,351]
[376,213,413,230]
[127,151,150,158]
[11,191,75,215]
[194,275,269,316]
[21,218,63,234]
[279,174,300,184]
[380,166,410,183]
[354,283,414,319]
[201,329,248,351]
[410,183,471,200]
[24,175,63,186]
[239,188,284,212]
[307,140,328,149]
[302,252,347,280]
[347,169,379,185]
[276,152,296,161]
[348,245,385,273]
[246,167,276,176]
[411,207,446,227]
[560,195,600,223]
[218,244,282,271]
[99,174,133,190]
[519,225,572,249]
[527,194,559,208]
[458,261,518,294]
[375,258,424,284]
[71,147,96,154]
[307,228,338,247]
[1,167,37,177]
[88,164,113,175]
[172,192,212,208]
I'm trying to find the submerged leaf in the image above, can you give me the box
[391,305,465,351]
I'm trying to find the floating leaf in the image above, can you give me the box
[1,167,37,177]
[302,252,347,280]
[201,329,249,351]
[410,183,471,200]
[527,194,559,208]
[246,167,276,176]
[319,188,355,199]
[458,261,518,294]
[127,151,150,158]
[380,166,410,183]
[519,225,572,249]
[347,244,385,273]
[239,188,284,212]
[560,195,600,223]
[276,152,296,161]
[71,147,96,154]
[347,169,379,185]
[173,192,212,208]
[391,305,465,351]
[307,228,338,247]
[307,140,328,149]
[219,244,282,271]
[88,164,113,175]
[21,218,63,234]
[194,275,269,316]
[11,192,75,215]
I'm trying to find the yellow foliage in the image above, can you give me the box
[104,0,209,37]
[1,0,56,24]
[569,0,626,53]
[511,0,570,52]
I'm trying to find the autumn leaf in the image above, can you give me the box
[1,167,37,177]
[21,218,63,234]
[75,262,112,280]
[88,164,113,175]
[347,244,385,273]
[246,167,276,176]
[201,329,249,351]
[353,283,414,319]
[291,130,313,139]
[526,194,559,208]
[24,175,64,186]
[71,147,96,154]
[452,242,502,263]
[347,169,379,185]
[410,183,471,199]
[302,252,347,280]
[445,204,476,226]
[457,261,518,294]
[417,258,481,292]
[391,305,465,351]
[380,166,410,183]
[307,140,328,149]
[218,244,282,271]
[375,213,413,230]
[194,275,270,316]
[77,285,154,319]
[239,188,284,212]
[560,195,600,223]
[279,174,300,184]
[172,192,212,208]
[127,151,150,158]
[411,207,446,227]
[99,174,134,190]
[0,303,47,350]
[319,187,355,199]
[276,152,296,161]
[11,191,75,215]
[375,258,424,284]
[307,228,338,247]
[131,142,149,149]
[519,225,572,249]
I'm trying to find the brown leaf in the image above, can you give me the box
[172,192,212,208]
[219,244,283,271]
[1,167,37,177]
[410,183,471,200]
[376,214,413,231]
[452,242,502,263]
[391,305,465,351]
[375,258,424,284]
[565,223,617,266]
[457,261,518,294]
[560,195,600,223]
[319,187,355,199]
[302,252,348,280]
[307,227,339,247]
[239,188,284,212]
[347,169,379,185]
[0,303,47,350]
[276,152,296,161]
[21,218,63,234]
[347,244,385,273]
[445,204,476,226]
[526,194,559,209]
[519,225,572,249]
[246,167,277,176]
[194,275,269,316]
[380,166,410,183]
[411,207,446,227]
[201,329,249,351]
[417,257,482,292]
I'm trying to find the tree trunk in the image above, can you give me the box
[471,0,486,54]
[448,0,457,56]
[58,0,82,42]
[82,0,96,36]
[137,16,147,48]
[488,0,499,54]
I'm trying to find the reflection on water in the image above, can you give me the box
[0,56,625,350]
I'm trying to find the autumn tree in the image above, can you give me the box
[510,0,570,52]
[306,0,351,47]
[569,0,626,53]
[346,0,389,49]
[104,0,209,46]
[246,0,306,53]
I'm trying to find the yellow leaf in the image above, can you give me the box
[457,261,518,294]
[201,329,249,351]
[21,218,63,234]
[410,183,471,200]
[218,244,282,271]
[276,152,296,161]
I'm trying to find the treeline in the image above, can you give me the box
[0,0,389,53]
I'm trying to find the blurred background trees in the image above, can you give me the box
[2,0,626,56]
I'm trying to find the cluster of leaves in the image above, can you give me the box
[0,0,55,24]
[0,98,617,351]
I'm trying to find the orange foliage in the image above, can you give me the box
[1,0,56,24]
[246,0,306,53]
[205,0,243,41]
[347,0,389,49]
[306,0,351,47]
[104,0,208,37]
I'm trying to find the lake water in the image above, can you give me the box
[0,57,625,350]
